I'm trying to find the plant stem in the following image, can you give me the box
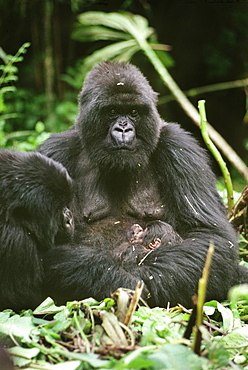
[159,77,248,104]
[193,244,214,354]
[198,100,234,210]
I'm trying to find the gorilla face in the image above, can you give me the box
[106,106,138,150]
[76,62,163,171]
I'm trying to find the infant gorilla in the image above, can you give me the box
[118,221,183,266]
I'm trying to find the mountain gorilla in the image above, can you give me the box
[37,61,247,308]
[0,150,74,311]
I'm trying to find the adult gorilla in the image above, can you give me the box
[0,150,74,311]
[39,61,247,308]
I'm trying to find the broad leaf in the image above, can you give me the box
[80,40,139,77]
[77,11,154,41]
[72,25,131,42]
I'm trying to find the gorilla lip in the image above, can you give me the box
[111,145,135,151]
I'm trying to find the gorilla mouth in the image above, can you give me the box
[111,143,135,151]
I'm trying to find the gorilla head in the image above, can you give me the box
[76,61,163,171]
[0,150,74,249]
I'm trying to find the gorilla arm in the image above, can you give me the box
[43,244,146,304]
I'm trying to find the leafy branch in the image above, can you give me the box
[0,43,30,113]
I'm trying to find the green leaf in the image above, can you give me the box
[122,344,206,369]
[129,13,149,33]
[0,315,38,345]
[217,302,234,332]
[229,283,248,302]
[72,25,130,42]
[42,318,71,334]
[31,361,82,370]
[81,297,100,307]
[50,361,82,370]
[114,45,141,62]
[207,342,230,368]
[0,93,5,112]
[0,47,8,62]
[80,39,138,78]
[56,352,109,368]
[33,297,66,315]
[0,86,16,94]
[35,121,45,133]
[1,65,18,74]
[220,329,248,359]
[203,304,216,316]
[77,11,153,41]
[120,345,157,368]
[8,346,40,360]
[3,74,18,83]
[77,11,132,32]
[44,361,82,369]
[147,344,205,369]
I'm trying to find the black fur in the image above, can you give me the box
[0,150,73,310]
[37,61,247,308]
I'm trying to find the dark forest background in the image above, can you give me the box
[0,0,248,183]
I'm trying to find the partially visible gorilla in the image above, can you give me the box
[1,61,247,311]
[0,150,74,310]
[37,61,247,308]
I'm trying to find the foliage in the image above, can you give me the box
[2,88,77,140]
[0,43,52,150]
[0,43,30,114]
[0,43,78,145]
[1,287,248,370]
[0,120,51,151]
[62,11,173,90]
[0,94,79,149]
[0,80,78,150]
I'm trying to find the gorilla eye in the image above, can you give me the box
[130,109,138,117]
[109,108,116,115]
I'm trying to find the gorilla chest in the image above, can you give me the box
[80,174,165,248]
[81,171,165,223]
[124,176,165,220]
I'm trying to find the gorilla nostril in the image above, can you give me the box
[114,127,124,132]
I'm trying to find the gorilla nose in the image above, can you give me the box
[111,121,135,145]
